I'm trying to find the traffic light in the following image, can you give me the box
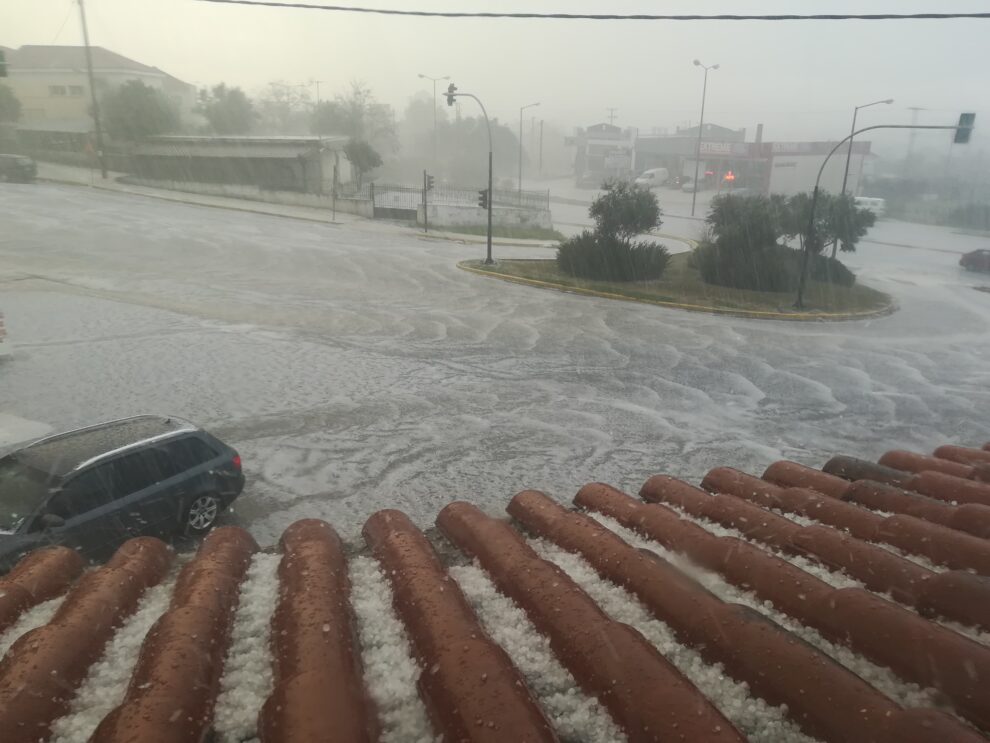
[445,82,457,106]
[478,188,489,209]
[426,174,435,191]
[955,112,976,144]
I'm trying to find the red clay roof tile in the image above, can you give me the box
[0,443,989,742]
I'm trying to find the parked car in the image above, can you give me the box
[681,177,699,192]
[960,249,990,273]
[854,196,886,217]
[634,168,669,189]
[0,154,37,183]
[0,415,244,570]
[575,171,605,189]
[722,187,756,198]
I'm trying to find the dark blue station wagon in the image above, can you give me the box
[0,415,244,570]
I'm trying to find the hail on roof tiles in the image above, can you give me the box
[585,512,944,713]
[213,551,282,743]
[866,538,949,573]
[49,573,179,743]
[449,561,626,743]
[766,505,947,573]
[527,536,820,743]
[660,501,863,589]
[348,555,436,743]
[0,595,64,658]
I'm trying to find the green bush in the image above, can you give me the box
[809,251,856,287]
[590,179,662,238]
[694,242,797,292]
[707,194,781,254]
[557,231,670,282]
[693,242,855,292]
[556,180,669,282]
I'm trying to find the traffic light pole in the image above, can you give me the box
[795,120,972,309]
[446,87,494,264]
[486,149,493,264]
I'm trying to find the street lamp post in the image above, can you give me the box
[518,102,540,202]
[446,83,495,264]
[840,98,893,197]
[832,97,893,257]
[418,73,449,170]
[691,60,719,217]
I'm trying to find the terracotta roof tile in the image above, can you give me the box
[0,443,989,742]
[7,45,164,75]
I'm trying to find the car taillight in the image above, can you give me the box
[232,455,242,470]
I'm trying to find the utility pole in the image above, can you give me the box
[539,119,544,176]
[310,79,324,107]
[606,107,618,125]
[905,107,925,175]
[518,101,540,202]
[78,0,107,179]
[418,73,449,172]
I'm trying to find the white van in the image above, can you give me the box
[634,168,669,189]
[854,196,886,217]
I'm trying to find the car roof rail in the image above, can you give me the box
[25,414,196,447]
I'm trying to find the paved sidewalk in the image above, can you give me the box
[36,161,365,227]
[35,162,558,248]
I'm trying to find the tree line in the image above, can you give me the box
[1,78,552,187]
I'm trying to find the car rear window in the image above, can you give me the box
[0,458,52,532]
[158,436,218,473]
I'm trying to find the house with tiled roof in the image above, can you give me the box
[0,441,989,742]
[2,44,195,153]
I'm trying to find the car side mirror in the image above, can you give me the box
[39,513,66,530]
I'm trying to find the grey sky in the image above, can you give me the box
[3,0,988,153]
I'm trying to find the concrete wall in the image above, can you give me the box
[417,204,552,230]
[123,177,374,218]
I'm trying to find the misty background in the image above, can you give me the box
[3,0,988,164]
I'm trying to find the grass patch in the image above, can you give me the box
[464,252,893,317]
[435,224,566,241]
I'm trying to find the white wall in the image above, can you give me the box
[418,204,552,230]
[124,177,374,217]
[769,152,865,196]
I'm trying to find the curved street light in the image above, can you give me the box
[418,73,450,168]
[445,83,496,264]
[796,120,967,308]
[691,59,719,217]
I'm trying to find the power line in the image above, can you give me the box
[50,0,75,44]
[192,1,990,22]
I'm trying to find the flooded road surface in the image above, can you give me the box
[1,183,988,544]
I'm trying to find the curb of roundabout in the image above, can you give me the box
[457,260,897,322]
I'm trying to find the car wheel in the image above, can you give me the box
[184,493,222,535]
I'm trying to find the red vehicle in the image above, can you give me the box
[960,249,990,272]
